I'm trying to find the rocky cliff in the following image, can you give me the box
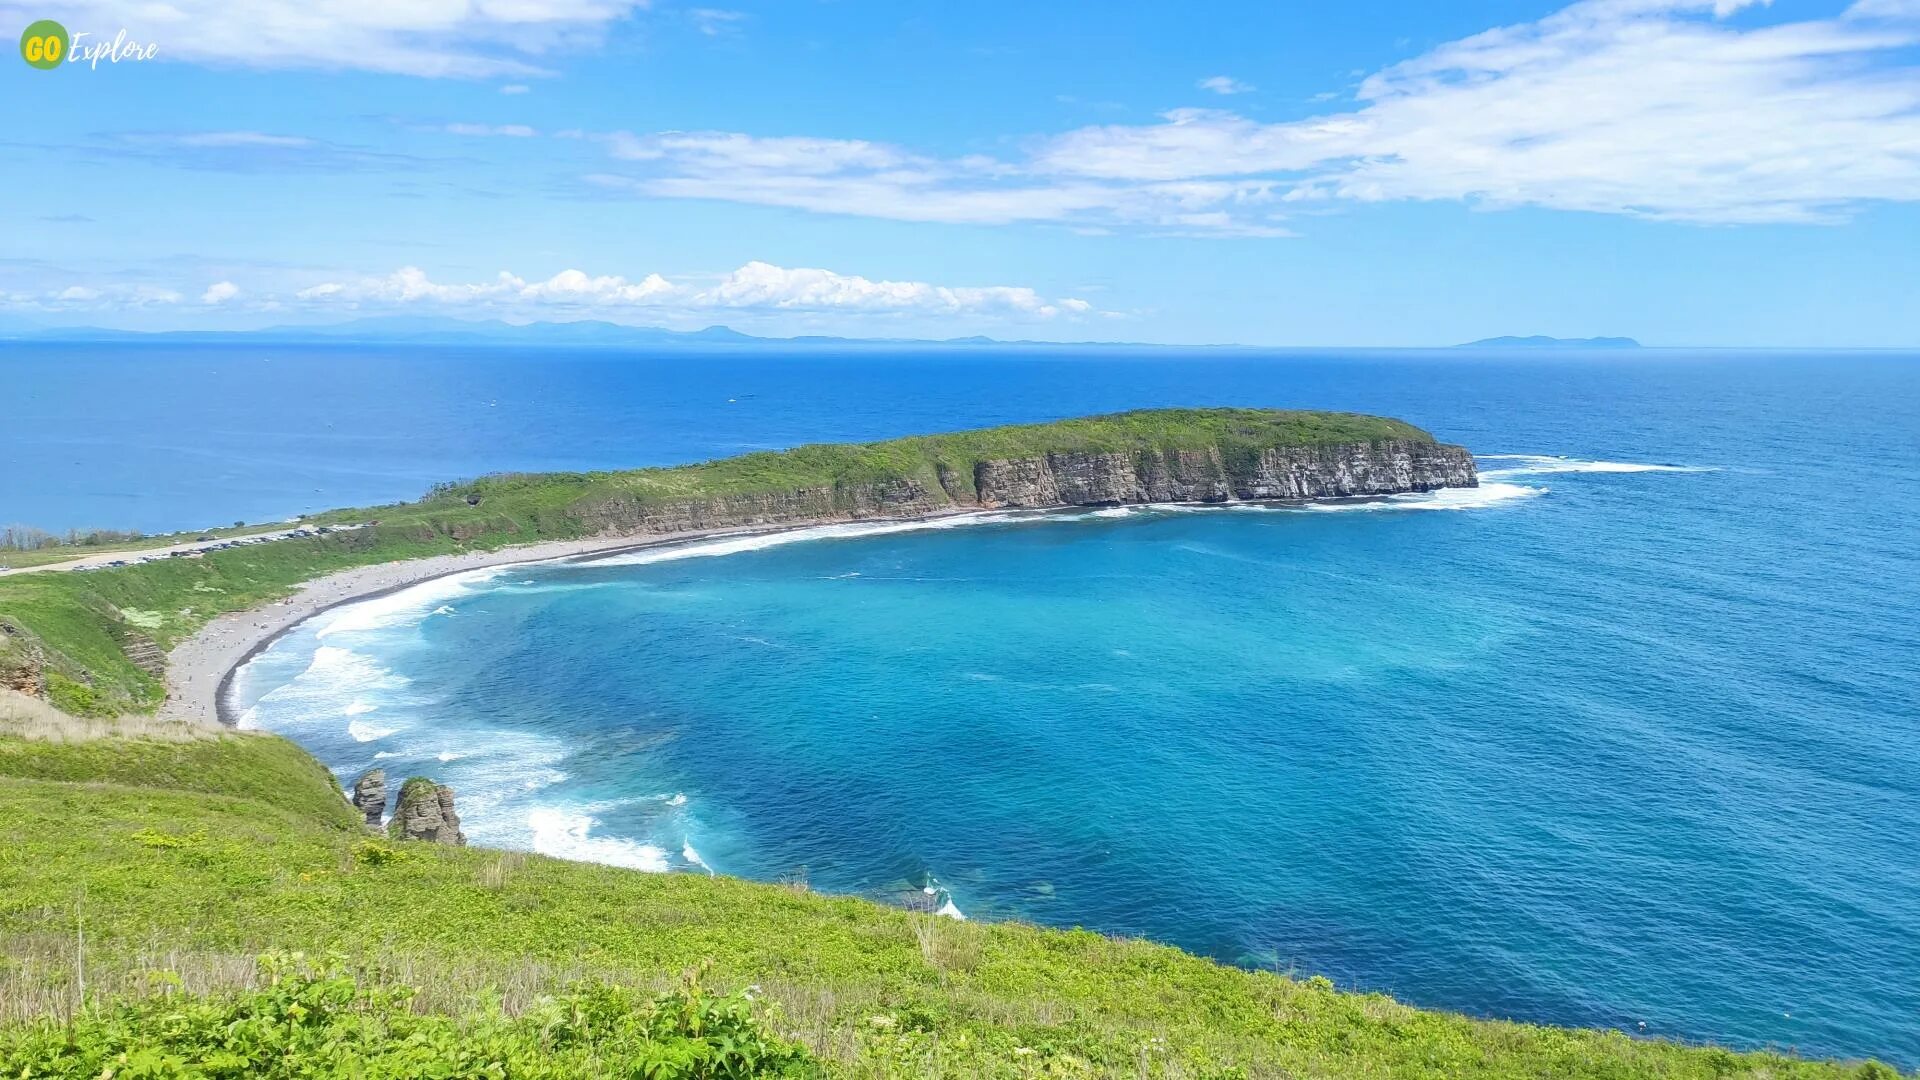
[389,777,465,845]
[971,439,1476,508]
[571,438,1476,537]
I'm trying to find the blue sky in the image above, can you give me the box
[2,0,1917,345]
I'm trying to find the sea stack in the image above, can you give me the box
[390,777,466,845]
[350,768,386,829]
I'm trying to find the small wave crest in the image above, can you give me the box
[1477,454,1711,479]
[921,875,967,921]
[347,717,397,742]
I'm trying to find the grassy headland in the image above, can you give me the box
[0,409,1899,1076]
[0,409,1432,716]
[0,717,1890,1078]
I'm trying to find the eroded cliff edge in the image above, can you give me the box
[571,438,1478,535]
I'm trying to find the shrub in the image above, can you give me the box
[43,674,106,719]
[350,838,405,868]
[0,954,817,1079]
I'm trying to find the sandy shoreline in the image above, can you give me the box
[159,514,973,728]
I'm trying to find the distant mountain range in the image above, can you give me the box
[0,317,1652,350]
[1457,335,1642,349]
[0,316,1148,349]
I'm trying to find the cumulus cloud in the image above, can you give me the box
[297,266,672,306]
[0,0,649,77]
[1198,75,1255,95]
[201,281,239,305]
[588,0,1920,230]
[701,262,1074,316]
[292,262,1093,318]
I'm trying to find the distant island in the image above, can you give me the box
[1457,335,1642,349]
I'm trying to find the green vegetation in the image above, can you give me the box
[9,409,1881,1076]
[1,953,812,1079]
[0,725,1895,1078]
[0,409,1433,715]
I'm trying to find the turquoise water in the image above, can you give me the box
[197,350,1918,1065]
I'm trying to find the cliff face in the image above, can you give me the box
[569,439,1476,537]
[973,439,1476,508]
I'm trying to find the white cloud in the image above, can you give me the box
[1043,0,1920,224]
[1198,75,1255,95]
[106,130,419,172]
[2,283,183,310]
[445,123,540,138]
[292,262,1094,319]
[588,0,1920,230]
[0,0,650,77]
[499,84,532,95]
[144,131,316,149]
[606,131,912,174]
[202,281,240,305]
[689,8,747,36]
[1850,0,1920,15]
[700,261,1075,316]
[588,131,1295,234]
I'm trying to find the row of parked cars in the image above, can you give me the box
[78,521,374,571]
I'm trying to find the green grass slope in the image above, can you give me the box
[0,729,1893,1078]
[0,409,1434,716]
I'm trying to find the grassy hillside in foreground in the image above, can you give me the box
[0,409,1433,716]
[0,723,1896,1079]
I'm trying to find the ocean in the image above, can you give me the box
[8,343,1918,1065]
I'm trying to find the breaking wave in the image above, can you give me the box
[529,806,671,873]
[1296,482,1548,512]
[314,568,504,639]
[1477,454,1712,479]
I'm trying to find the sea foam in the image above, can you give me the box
[1299,482,1548,512]
[529,806,671,873]
[347,717,397,742]
[1477,454,1712,479]
[314,568,503,639]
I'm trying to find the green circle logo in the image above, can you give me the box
[20,19,68,69]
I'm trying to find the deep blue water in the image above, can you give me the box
[8,344,1919,1065]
